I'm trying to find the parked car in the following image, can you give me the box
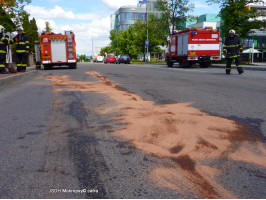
[104,53,116,64]
[96,56,104,62]
[116,54,131,64]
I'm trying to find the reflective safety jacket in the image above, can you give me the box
[13,33,30,54]
[0,33,9,54]
[223,36,243,59]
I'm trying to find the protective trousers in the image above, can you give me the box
[16,53,27,72]
[0,53,6,72]
[226,57,243,74]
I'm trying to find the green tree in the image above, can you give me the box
[107,14,168,60]
[148,14,167,51]
[0,0,32,32]
[78,54,89,62]
[106,11,169,60]
[99,45,114,56]
[158,0,194,34]
[134,15,167,58]
[45,21,52,32]
[21,12,40,53]
[119,27,139,58]
[109,29,119,55]
[0,8,16,32]
[30,18,39,44]
[130,19,147,58]
[207,0,265,39]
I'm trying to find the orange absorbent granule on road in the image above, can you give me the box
[46,71,266,199]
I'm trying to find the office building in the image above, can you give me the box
[111,0,163,32]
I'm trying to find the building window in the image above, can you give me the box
[243,36,266,49]
[120,24,131,31]
[120,12,146,22]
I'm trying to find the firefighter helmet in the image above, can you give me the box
[0,25,5,33]
[229,29,235,34]
[17,27,23,31]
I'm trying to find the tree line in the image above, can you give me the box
[207,0,265,39]
[100,14,167,59]
[102,0,265,59]
[2,0,264,58]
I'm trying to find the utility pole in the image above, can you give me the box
[140,2,148,62]
[117,29,119,56]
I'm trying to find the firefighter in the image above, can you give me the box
[0,25,10,74]
[223,29,244,75]
[13,27,30,72]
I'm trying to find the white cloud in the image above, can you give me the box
[35,19,57,32]
[25,5,74,20]
[25,5,98,21]
[34,16,111,39]
[100,0,138,10]
[192,1,211,9]
[75,13,99,20]
[26,5,111,55]
[73,17,111,55]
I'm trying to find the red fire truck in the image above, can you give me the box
[166,28,221,68]
[36,31,77,70]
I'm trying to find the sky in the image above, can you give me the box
[24,0,221,56]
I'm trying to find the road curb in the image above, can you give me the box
[0,69,38,86]
[133,63,266,71]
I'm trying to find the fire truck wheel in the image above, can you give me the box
[69,63,77,69]
[166,56,173,68]
[44,64,52,70]
[167,61,173,68]
[179,59,183,67]
[199,62,211,68]
[179,60,192,68]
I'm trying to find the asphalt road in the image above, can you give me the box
[0,63,265,198]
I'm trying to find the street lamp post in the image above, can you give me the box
[92,36,94,58]
[139,2,148,62]
[116,15,119,56]
[117,29,119,56]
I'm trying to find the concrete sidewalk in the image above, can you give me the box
[0,67,37,86]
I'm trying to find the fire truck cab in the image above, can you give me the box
[166,28,221,68]
[37,31,77,70]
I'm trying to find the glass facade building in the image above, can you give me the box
[199,14,221,23]
[111,0,163,32]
